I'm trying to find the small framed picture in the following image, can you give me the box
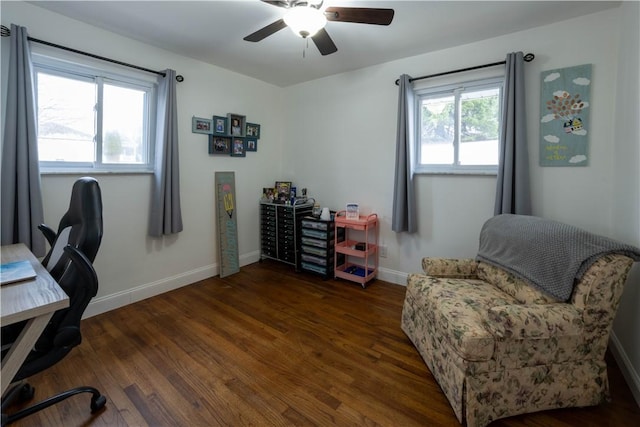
[346,203,359,220]
[245,138,258,152]
[262,187,276,202]
[275,181,292,203]
[192,116,212,134]
[246,123,261,138]
[228,113,246,137]
[212,116,227,135]
[209,136,231,155]
[231,138,246,157]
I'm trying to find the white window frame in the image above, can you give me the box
[33,52,157,174]
[414,76,504,175]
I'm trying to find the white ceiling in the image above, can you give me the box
[27,1,620,87]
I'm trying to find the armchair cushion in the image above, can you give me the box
[407,273,515,361]
[477,262,558,305]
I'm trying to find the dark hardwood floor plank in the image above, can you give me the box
[6,260,640,426]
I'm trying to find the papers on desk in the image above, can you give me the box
[0,260,37,285]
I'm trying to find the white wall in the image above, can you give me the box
[283,7,624,275]
[1,1,285,313]
[611,1,640,406]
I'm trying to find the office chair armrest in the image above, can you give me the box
[38,224,57,246]
[63,245,99,298]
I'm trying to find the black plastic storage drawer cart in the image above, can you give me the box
[299,215,344,279]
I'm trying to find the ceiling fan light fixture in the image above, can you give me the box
[283,6,327,38]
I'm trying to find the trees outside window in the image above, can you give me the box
[416,77,503,174]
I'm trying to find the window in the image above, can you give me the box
[34,54,156,172]
[415,77,503,174]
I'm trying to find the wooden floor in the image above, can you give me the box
[5,260,640,426]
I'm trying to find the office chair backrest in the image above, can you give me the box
[42,177,103,279]
[13,245,99,381]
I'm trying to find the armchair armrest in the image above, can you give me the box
[421,258,478,278]
[486,304,584,339]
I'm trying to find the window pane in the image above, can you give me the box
[37,73,95,162]
[102,84,146,164]
[420,95,454,164]
[459,88,499,165]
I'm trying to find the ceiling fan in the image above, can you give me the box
[243,0,394,56]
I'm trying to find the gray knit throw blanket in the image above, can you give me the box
[476,214,640,301]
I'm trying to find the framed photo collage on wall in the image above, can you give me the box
[191,113,261,157]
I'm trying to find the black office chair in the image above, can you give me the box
[1,176,103,344]
[39,176,103,280]
[1,246,107,425]
[1,177,106,425]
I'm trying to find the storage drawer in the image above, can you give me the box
[301,262,328,275]
[279,233,296,242]
[262,235,276,244]
[280,253,296,263]
[301,237,328,248]
[301,245,328,257]
[301,228,334,240]
[281,228,295,237]
[301,220,330,230]
[261,248,276,257]
[278,209,294,220]
[301,253,330,266]
[301,228,329,239]
[278,220,295,229]
[261,207,276,216]
[261,227,276,236]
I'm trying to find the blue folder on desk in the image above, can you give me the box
[0,260,37,285]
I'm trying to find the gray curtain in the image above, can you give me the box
[149,69,183,236]
[392,74,417,233]
[494,52,531,215]
[1,24,45,256]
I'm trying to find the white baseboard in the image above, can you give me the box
[84,250,261,319]
[610,332,640,408]
[378,266,408,286]
[85,253,403,318]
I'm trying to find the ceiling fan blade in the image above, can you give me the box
[260,0,292,8]
[312,28,338,56]
[243,19,288,42]
[324,7,394,25]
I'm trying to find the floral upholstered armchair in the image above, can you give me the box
[401,214,640,427]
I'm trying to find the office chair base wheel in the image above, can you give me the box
[90,394,106,413]
[18,384,34,402]
[2,382,34,406]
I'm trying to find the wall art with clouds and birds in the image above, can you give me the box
[539,64,592,166]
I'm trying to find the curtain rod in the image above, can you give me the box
[1,25,184,82]
[395,53,534,86]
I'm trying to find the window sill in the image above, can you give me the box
[415,168,498,176]
[40,169,154,176]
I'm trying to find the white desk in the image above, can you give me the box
[1,243,69,395]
